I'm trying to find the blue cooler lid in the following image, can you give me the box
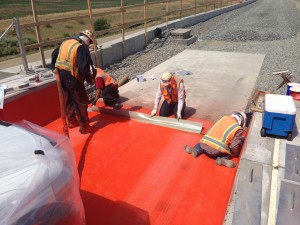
[265,94,296,115]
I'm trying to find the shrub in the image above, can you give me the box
[0,37,36,57]
[23,37,36,46]
[94,18,110,31]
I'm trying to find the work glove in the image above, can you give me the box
[151,109,157,117]
[177,113,182,121]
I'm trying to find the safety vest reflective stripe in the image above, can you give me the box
[55,39,81,79]
[160,77,182,103]
[201,116,241,154]
[222,123,240,143]
[201,135,231,152]
[57,41,80,69]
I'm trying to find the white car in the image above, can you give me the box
[0,120,85,225]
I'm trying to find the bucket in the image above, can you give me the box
[286,83,300,95]
[136,75,144,82]
[290,86,300,101]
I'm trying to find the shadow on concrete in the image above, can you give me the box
[119,96,129,103]
[184,106,197,119]
[0,71,17,80]
[80,190,150,225]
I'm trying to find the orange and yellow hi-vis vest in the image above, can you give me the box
[200,116,242,155]
[160,76,186,104]
[95,68,118,87]
[55,39,81,80]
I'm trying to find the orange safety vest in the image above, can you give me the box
[95,68,118,87]
[55,39,81,80]
[160,76,186,104]
[200,116,242,155]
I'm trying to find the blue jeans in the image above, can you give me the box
[193,143,230,159]
[193,143,204,155]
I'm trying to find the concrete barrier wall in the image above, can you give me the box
[91,0,255,69]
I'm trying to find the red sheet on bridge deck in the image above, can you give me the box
[46,110,239,225]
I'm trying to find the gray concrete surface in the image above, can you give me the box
[224,97,300,225]
[118,49,264,122]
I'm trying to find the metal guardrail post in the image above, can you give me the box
[14,17,29,73]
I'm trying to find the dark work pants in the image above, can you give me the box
[59,70,89,127]
[159,100,186,118]
[193,143,230,159]
[102,84,120,107]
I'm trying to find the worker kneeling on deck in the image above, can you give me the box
[184,112,247,168]
[91,68,122,110]
[151,72,186,120]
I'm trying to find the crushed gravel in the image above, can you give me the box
[97,0,300,109]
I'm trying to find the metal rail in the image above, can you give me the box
[0,18,29,73]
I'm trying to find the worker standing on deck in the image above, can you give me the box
[151,72,186,120]
[52,30,95,134]
[91,68,122,110]
[184,111,247,168]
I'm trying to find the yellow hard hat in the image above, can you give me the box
[161,72,172,83]
[80,29,94,43]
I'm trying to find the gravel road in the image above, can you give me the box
[105,0,300,108]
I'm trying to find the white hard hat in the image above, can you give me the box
[231,111,247,128]
[80,29,94,43]
[161,72,172,84]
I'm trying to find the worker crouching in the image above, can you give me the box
[151,72,186,120]
[92,68,122,110]
[184,111,247,168]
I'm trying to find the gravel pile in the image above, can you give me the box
[101,0,300,109]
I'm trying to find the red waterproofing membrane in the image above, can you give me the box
[0,82,60,126]
[46,110,239,225]
[1,84,239,225]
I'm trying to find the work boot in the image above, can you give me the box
[216,157,236,168]
[68,120,80,128]
[79,124,94,134]
[113,103,123,110]
[184,145,200,158]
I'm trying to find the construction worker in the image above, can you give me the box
[184,111,247,168]
[92,68,122,109]
[52,30,95,134]
[151,72,186,120]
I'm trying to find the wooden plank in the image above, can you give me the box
[19,9,124,29]
[30,0,45,67]
[251,106,264,113]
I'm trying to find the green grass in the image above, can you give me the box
[0,0,162,19]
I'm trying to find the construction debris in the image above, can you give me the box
[273,70,292,90]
